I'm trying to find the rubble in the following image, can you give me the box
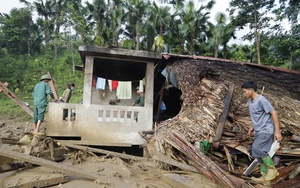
[147,56,300,187]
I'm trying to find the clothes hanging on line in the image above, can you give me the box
[108,80,119,91]
[139,80,144,92]
[96,77,106,90]
[116,81,132,99]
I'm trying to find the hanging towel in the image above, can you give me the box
[112,80,118,90]
[108,80,119,91]
[96,77,106,90]
[108,80,112,91]
[116,81,132,99]
[139,80,144,92]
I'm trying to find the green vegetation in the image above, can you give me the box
[0,0,299,122]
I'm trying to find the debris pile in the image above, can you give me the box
[147,57,300,187]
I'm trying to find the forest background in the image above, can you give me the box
[0,0,299,122]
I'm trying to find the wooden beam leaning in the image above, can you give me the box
[47,72,58,100]
[0,82,33,117]
[213,85,235,148]
[0,148,104,180]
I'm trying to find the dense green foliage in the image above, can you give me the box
[0,0,299,121]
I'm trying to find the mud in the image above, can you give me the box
[0,120,220,188]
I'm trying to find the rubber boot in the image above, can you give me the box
[251,163,268,183]
[263,155,279,181]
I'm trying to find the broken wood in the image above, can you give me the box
[163,129,250,188]
[147,144,199,173]
[0,148,104,180]
[2,171,68,188]
[57,140,146,161]
[47,72,58,100]
[213,85,234,148]
[0,82,33,117]
[272,175,300,188]
[271,163,298,185]
[0,162,26,173]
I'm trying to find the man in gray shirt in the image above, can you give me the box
[241,81,282,183]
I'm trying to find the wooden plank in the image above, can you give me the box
[0,148,104,180]
[271,164,298,185]
[0,163,26,173]
[164,129,248,188]
[0,82,33,117]
[272,175,300,188]
[213,85,234,148]
[147,144,199,173]
[57,140,146,161]
[47,72,58,100]
[2,171,68,188]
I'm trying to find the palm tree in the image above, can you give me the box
[208,12,235,58]
[68,1,93,44]
[32,0,55,46]
[86,0,108,46]
[124,0,151,50]
[147,2,172,52]
[176,1,211,55]
[106,0,125,46]
[52,0,75,58]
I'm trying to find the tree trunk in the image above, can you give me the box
[136,19,140,51]
[254,11,261,64]
[54,12,61,59]
[27,18,32,56]
[45,16,50,46]
[214,45,218,58]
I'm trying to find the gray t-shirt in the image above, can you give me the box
[248,95,274,135]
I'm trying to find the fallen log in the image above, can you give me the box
[0,148,104,180]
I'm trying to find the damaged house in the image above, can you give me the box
[149,54,300,187]
[1,46,300,187]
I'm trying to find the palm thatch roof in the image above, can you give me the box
[156,54,300,143]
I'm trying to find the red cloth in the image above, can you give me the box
[92,77,96,87]
[111,80,118,90]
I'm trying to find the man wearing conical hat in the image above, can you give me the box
[32,74,57,134]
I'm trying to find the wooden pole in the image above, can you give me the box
[213,85,235,148]
[155,84,165,123]
[0,82,33,117]
[47,72,58,100]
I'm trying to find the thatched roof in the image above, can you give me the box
[157,54,300,143]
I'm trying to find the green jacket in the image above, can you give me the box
[33,81,54,106]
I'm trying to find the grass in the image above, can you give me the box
[0,87,83,124]
[0,95,32,123]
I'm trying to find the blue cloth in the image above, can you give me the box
[248,95,275,135]
[161,68,177,87]
[160,101,167,111]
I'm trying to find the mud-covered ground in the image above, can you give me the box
[0,119,220,188]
